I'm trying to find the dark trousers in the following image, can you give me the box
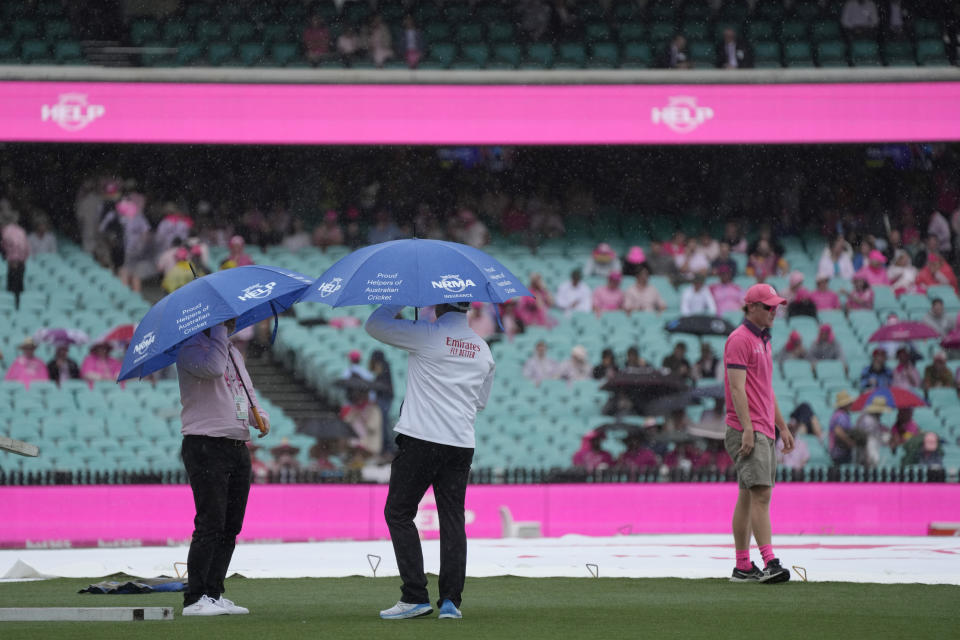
[181,435,251,607]
[6,261,24,308]
[384,433,473,608]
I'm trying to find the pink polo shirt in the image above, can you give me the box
[724,320,777,439]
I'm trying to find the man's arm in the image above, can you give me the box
[727,367,755,456]
[177,326,229,379]
[364,305,426,352]
[773,399,794,453]
[477,362,496,411]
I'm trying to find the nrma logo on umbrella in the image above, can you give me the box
[432,274,476,293]
[132,331,156,362]
[237,282,277,301]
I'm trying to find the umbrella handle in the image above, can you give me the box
[250,405,268,437]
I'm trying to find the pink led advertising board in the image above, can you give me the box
[2,81,958,145]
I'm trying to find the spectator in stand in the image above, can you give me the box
[916,252,958,294]
[923,298,955,337]
[828,390,858,464]
[500,198,531,240]
[851,236,875,273]
[622,346,653,375]
[467,302,496,339]
[498,300,524,340]
[680,274,717,316]
[923,351,954,390]
[592,348,619,381]
[27,213,57,255]
[269,439,301,476]
[621,246,647,278]
[282,218,311,252]
[522,340,559,386]
[712,242,738,277]
[302,14,331,65]
[645,240,680,281]
[592,272,624,315]
[450,208,489,249]
[0,208,28,309]
[860,348,893,390]
[715,26,753,69]
[784,272,809,304]
[808,324,847,374]
[367,14,394,68]
[518,273,556,326]
[776,330,807,366]
[368,210,404,245]
[155,203,194,255]
[776,418,809,471]
[97,181,125,272]
[911,234,939,270]
[572,429,614,471]
[401,15,424,69]
[845,275,875,311]
[855,250,891,286]
[853,397,890,467]
[225,235,254,268]
[880,0,911,40]
[46,343,80,385]
[745,239,788,281]
[887,249,919,295]
[841,0,880,38]
[663,231,686,258]
[675,238,711,281]
[889,407,919,452]
[80,341,121,387]
[817,236,855,281]
[342,349,374,382]
[617,432,658,470]
[413,203,446,240]
[623,267,667,314]
[162,247,194,294]
[660,34,691,69]
[662,342,692,381]
[336,26,362,67]
[694,342,721,381]
[927,208,952,259]
[787,401,824,440]
[341,386,383,459]
[808,275,842,311]
[556,345,591,382]
[902,431,944,467]
[721,221,747,254]
[697,231,720,262]
[891,347,922,388]
[3,337,49,388]
[583,243,621,278]
[312,210,345,251]
[75,180,102,254]
[118,198,151,293]
[248,442,269,483]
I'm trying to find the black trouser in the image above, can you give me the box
[384,433,473,609]
[181,435,251,607]
[6,261,24,308]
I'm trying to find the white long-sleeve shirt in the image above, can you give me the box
[680,284,717,316]
[365,305,495,448]
[555,280,592,312]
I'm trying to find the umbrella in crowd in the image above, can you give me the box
[850,386,926,411]
[867,322,940,342]
[97,324,136,345]
[33,328,89,345]
[299,238,533,308]
[118,265,313,381]
[334,376,390,394]
[665,315,735,337]
[296,414,360,440]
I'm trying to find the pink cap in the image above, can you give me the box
[789,271,804,286]
[608,271,622,282]
[174,247,189,261]
[348,349,361,363]
[229,235,245,249]
[744,283,787,306]
[626,246,646,264]
[104,181,120,195]
[346,207,360,220]
[324,210,338,222]
[868,249,887,264]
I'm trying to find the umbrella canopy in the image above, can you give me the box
[118,265,313,381]
[97,324,136,345]
[33,328,89,346]
[665,315,735,337]
[299,238,533,307]
[868,322,940,342]
[297,414,360,440]
[334,376,390,394]
[643,391,699,416]
[600,373,689,395]
[850,386,926,411]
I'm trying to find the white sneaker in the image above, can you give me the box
[380,601,433,619]
[216,596,249,614]
[182,595,229,616]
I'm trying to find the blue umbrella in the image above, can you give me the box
[118,265,313,381]
[299,239,533,307]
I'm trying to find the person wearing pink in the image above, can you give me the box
[592,272,625,315]
[3,337,49,389]
[617,433,658,469]
[891,347,922,388]
[571,430,614,471]
[854,250,891,286]
[845,275,875,310]
[1,210,29,309]
[723,283,794,583]
[889,408,919,452]
[808,275,842,310]
[623,268,667,313]
[516,273,556,327]
[80,342,121,387]
[302,14,331,64]
[783,271,809,303]
[227,236,254,267]
[916,253,959,294]
[312,210,344,251]
[709,265,745,314]
[176,319,269,616]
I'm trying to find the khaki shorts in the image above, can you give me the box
[724,427,776,489]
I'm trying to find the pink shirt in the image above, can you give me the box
[808,289,841,310]
[724,320,777,440]
[3,355,49,388]
[1,224,29,262]
[592,285,624,312]
[176,325,267,440]
[709,282,745,314]
[80,354,121,386]
[855,265,891,286]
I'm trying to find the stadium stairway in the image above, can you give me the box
[243,349,336,429]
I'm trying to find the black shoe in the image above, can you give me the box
[759,558,790,584]
[730,561,763,582]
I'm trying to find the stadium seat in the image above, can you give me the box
[916,40,949,66]
[423,22,451,42]
[262,24,292,44]
[423,42,456,69]
[883,40,915,66]
[43,19,72,41]
[620,42,653,68]
[816,40,848,67]
[524,43,555,68]
[54,41,84,65]
[161,20,191,45]
[487,22,515,43]
[490,43,521,68]
[649,23,676,45]
[555,43,587,69]
[588,42,619,68]
[11,19,40,40]
[227,23,256,44]
[455,23,484,44]
[238,42,266,66]
[810,20,842,42]
[912,19,942,40]
[779,20,809,43]
[784,41,814,66]
[20,39,52,64]
[682,22,710,42]
[753,41,782,67]
[0,39,18,63]
[270,42,299,67]
[850,40,882,66]
[618,23,646,42]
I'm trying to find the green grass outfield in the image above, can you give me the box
[1,576,957,639]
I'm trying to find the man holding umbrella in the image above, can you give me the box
[723,283,794,584]
[366,302,495,620]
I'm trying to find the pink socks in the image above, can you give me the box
[735,549,752,571]
[759,544,775,566]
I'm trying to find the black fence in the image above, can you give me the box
[0,465,948,486]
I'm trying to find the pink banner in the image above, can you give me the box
[1,81,958,145]
[1,483,956,548]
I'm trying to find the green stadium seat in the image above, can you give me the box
[21,39,52,64]
[689,41,714,64]
[196,20,224,44]
[620,42,653,67]
[238,42,266,66]
[850,40,882,66]
[459,43,489,68]
[779,20,809,43]
[649,23,676,44]
[682,22,709,42]
[585,22,611,43]
[12,19,40,40]
[883,40,915,66]
[206,41,236,66]
[784,41,814,66]
[44,19,72,40]
[130,17,158,46]
[54,41,84,64]
[753,41,782,67]
[555,43,587,68]
[487,22,515,43]
[912,19,942,40]
[491,43,521,68]
[618,22,646,42]
[424,42,456,68]
[262,24,292,44]
[227,23,257,44]
[746,20,775,41]
[588,42,619,68]
[811,20,842,42]
[525,43,556,68]
[161,20,191,45]
[456,23,484,43]
[817,40,848,66]
[270,42,299,67]
[648,2,676,23]
[0,39,18,63]
[916,39,949,66]
[423,22,451,42]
